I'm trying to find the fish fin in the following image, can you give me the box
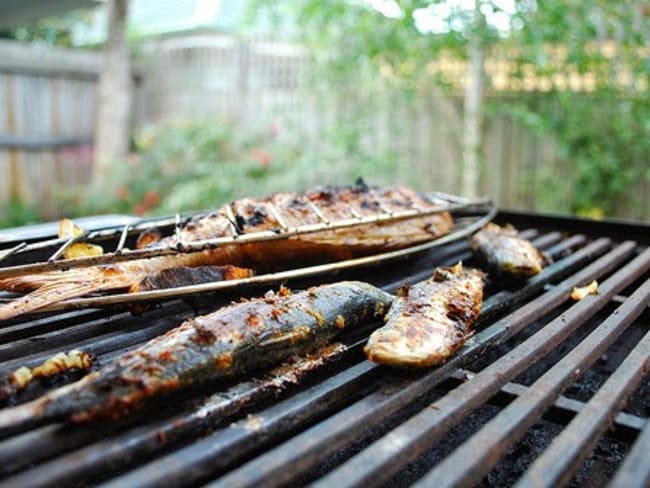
[0,268,128,320]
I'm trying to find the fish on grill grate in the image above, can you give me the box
[0,180,452,320]
[365,262,485,368]
[471,223,545,278]
[0,281,393,433]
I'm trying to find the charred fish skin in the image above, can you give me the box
[471,223,544,278]
[0,181,451,320]
[0,282,393,427]
[365,263,484,368]
[129,265,254,293]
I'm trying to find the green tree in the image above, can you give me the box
[0,9,93,47]
[257,0,650,218]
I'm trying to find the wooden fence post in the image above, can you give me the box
[461,26,484,198]
[93,0,132,184]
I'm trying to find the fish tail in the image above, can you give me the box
[0,267,131,320]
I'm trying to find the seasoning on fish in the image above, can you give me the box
[0,281,392,434]
[129,265,254,293]
[0,180,452,320]
[0,350,96,403]
[471,223,545,278]
[365,262,484,368]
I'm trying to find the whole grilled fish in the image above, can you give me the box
[0,180,451,320]
[0,281,392,434]
[365,263,484,368]
[471,223,545,278]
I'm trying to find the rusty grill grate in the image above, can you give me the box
[0,212,647,488]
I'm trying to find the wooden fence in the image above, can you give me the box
[0,40,98,215]
[0,36,648,220]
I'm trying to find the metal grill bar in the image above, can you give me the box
[0,345,375,488]
[47,236,80,262]
[174,213,183,247]
[303,245,647,488]
[266,203,289,230]
[417,276,650,488]
[0,243,26,263]
[115,224,130,254]
[160,241,631,488]
[609,419,650,488]
[223,205,241,236]
[0,217,646,488]
[513,328,650,488]
[0,309,110,345]
[0,305,189,374]
[0,232,574,384]
[0,232,564,483]
[306,200,329,223]
[11,235,602,488]
[449,369,647,434]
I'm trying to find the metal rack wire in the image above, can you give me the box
[0,192,495,313]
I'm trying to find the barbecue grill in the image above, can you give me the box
[0,208,647,488]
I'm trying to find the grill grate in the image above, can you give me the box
[0,214,647,488]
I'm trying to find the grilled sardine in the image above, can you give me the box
[0,281,392,434]
[0,180,452,320]
[365,263,484,368]
[471,223,544,278]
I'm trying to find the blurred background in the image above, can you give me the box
[0,0,648,228]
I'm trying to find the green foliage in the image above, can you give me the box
[0,116,403,228]
[54,118,402,219]
[502,1,650,217]
[256,0,650,218]
[57,120,290,216]
[0,9,94,47]
[0,200,42,229]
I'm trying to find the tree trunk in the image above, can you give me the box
[93,0,131,184]
[461,30,484,198]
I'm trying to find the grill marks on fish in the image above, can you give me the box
[0,183,452,320]
[471,223,545,278]
[365,263,485,368]
[227,184,453,266]
[0,282,393,431]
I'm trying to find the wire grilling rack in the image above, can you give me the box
[0,191,495,313]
